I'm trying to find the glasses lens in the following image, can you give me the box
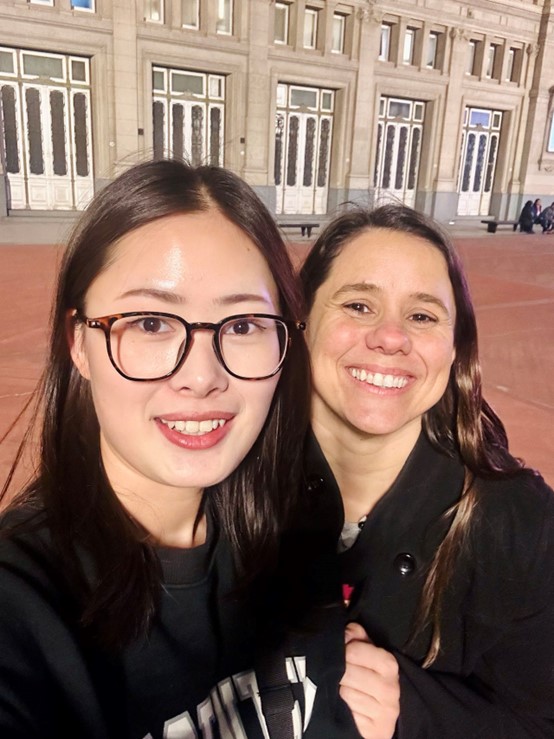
[110,315,187,379]
[219,316,288,379]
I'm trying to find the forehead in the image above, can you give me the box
[92,210,279,299]
[325,227,452,288]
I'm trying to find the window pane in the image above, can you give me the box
[73,92,89,176]
[209,76,223,98]
[216,0,232,34]
[290,87,317,108]
[467,41,476,74]
[287,116,299,186]
[209,107,222,166]
[317,118,331,188]
[321,91,332,111]
[171,72,204,95]
[389,100,411,119]
[1,86,20,173]
[379,25,390,60]
[303,117,315,187]
[304,9,317,49]
[172,103,184,159]
[26,88,44,175]
[403,29,414,65]
[71,60,87,82]
[50,90,67,176]
[331,14,345,53]
[548,116,554,153]
[506,48,515,81]
[0,50,15,74]
[426,32,437,68]
[469,109,490,128]
[274,113,284,184]
[274,3,288,44]
[276,84,287,107]
[182,0,199,28]
[71,0,94,9]
[485,45,495,78]
[153,100,165,159]
[23,53,64,80]
[145,0,163,21]
[153,70,165,91]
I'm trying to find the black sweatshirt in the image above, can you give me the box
[0,512,359,738]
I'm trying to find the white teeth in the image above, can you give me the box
[160,418,227,435]
[349,368,408,389]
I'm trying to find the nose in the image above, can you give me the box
[365,318,411,355]
[167,329,228,396]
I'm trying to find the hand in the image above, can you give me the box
[340,622,400,739]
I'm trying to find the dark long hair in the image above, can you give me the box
[2,159,310,648]
[301,204,522,665]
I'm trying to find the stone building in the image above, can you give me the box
[1,0,553,234]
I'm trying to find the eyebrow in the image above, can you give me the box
[333,283,451,313]
[118,288,273,307]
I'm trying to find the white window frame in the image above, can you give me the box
[21,50,66,82]
[274,2,289,45]
[379,24,391,61]
[331,13,345,54]
[402,28,415,65]
[29,0,54,5]
[181,0,199,29]
[216,0,232,35]
[303,8,318,50]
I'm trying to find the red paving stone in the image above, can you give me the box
[1,232,553,496]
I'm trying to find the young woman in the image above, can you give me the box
[300,205,554,737]
[0,160,396,738]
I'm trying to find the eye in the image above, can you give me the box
[223,318,258,336]
[409,312,438,324]
[132,316,173,334]
[344,302,370,314]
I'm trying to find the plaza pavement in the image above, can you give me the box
[1,224,553,501]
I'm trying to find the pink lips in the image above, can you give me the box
[155,412,234,450]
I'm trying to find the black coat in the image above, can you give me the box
[303,432,554,738]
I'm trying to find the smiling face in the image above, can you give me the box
[306,227,456,446]
[70,210,281,503]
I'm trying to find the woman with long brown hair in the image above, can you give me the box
[300,204,554,737]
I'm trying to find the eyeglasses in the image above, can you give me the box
[77,311,305,381]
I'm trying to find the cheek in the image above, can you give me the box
[309,319,358,360]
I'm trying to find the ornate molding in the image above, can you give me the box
[357,0,384,24]
[450,27,470,42]
[526,42,540,57]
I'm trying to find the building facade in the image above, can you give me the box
[1,0,553,228]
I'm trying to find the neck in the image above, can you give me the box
[101,439,207,548]
[117,487,207,549]
[312,413,421,523]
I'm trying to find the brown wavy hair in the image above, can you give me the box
[300,203,522,665]
[2,159,310,649]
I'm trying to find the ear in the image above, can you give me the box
[67,310,91,380]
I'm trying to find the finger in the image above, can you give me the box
[345,621,371,644]
[345,640,399,678]
[341,662,399,708]
[340,685,399,739]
